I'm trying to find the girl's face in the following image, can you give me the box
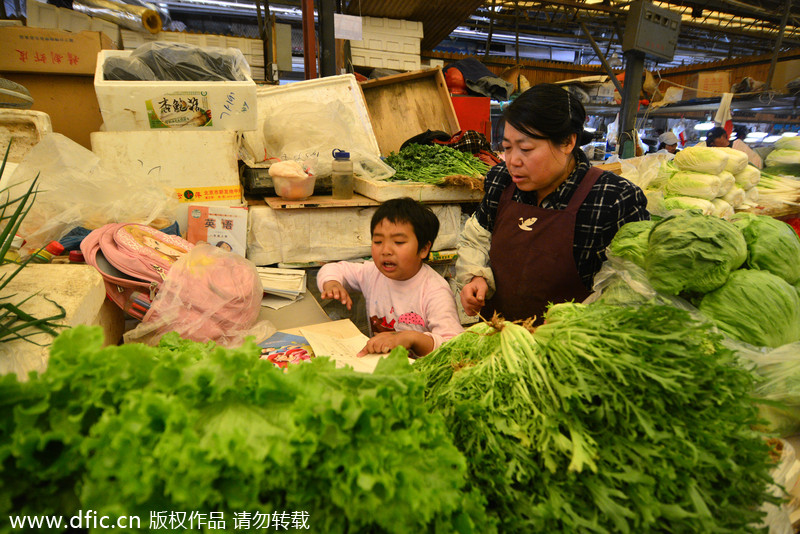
[371,219,430,281]
[502,123,577,201]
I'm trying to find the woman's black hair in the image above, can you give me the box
[370,197,439,253]
[706,127,730,146]
[502,83,589,154]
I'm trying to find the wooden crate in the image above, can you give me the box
[359,68,461,157]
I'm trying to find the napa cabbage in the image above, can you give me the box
[775,137,800,151]
[766,148,800,167]
[663,171,721,200]
[663,196,714,215]
[673,146,729,175]
[715,147,749,174]
[733,165,760,190]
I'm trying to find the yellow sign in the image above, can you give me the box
[175,185,242,203]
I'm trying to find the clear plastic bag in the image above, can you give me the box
[123,42,251,82]
[124,243,274,347]
[5,133,178,258]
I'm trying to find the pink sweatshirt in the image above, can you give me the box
[317,261,464,351]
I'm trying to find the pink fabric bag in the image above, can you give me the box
[81,223,194,319]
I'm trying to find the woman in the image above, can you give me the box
[456,83,650,323]
[706,125,763,168]
[657,131,680,154]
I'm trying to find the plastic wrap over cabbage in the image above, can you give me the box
[699,269,800,348]
[673,146,729,175]
[732,213,800,285]
[645,210,747,295]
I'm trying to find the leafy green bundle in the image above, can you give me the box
[413,304,778,533]
[384,144,489,187]
[0,326,492,534]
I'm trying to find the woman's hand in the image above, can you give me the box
[461,276,489,316]
[357,331,434,357]
[321,280,352,310]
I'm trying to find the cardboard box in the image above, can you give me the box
[0,26,113,74]
[0,73,102,149]
[686,70,731,99]
[94,49,258,131]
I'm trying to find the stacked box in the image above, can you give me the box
[349,16,423,71]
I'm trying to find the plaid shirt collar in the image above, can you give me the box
[510,151,592,208]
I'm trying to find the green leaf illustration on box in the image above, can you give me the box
[145,91,213,128]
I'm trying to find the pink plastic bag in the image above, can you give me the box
[124,242,274,347]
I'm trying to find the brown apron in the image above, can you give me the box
[484,166,602,323]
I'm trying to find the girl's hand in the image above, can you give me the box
[357,331,434,357]
[358,331,410,356]
[321,280,352,310]
[461,276,488,316]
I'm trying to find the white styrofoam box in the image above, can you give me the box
[57,6,92,33]
[247,203,459,266]
[350,48,420,71]
[90,16,119,47]
[204,34,227,48]
[354,176,483,203]
[361,16,423,39]
[250,66,265,81]
[243,74,380,167]
[94,49,258,132]
[90,130,242,232]
[247,52,265,67]
[0,109,53,164]
[182,33,206,47]
[120,28,158,49]
[26,0,59,29]
[351,33,420,55]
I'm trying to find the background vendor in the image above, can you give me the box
[456,83,650,324]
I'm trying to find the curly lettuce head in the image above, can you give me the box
[644,210,747,296]
[731,213,800,285]
[698,269,800,348]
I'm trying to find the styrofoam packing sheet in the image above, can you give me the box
[350,34,420,55]
[350,49,420,71]
[361,16,423,38]
[247,204,460,266]
[58,8,92,33]
[26,0,59,29]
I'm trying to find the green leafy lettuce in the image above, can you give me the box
[698,269,800,348]
[731,212,800,285]
[1,326,492,534]
[644,210,747,296]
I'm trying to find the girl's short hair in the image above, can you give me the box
[502,83,588,152]
[370,197,439,253]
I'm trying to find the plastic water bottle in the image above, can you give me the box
[331,149,354,200]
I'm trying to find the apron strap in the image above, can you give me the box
[565,165,603,213]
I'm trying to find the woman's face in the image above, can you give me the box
[666,143,678,154]
[710,135,730,147]
[502,123,576,200]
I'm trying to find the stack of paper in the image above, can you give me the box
[258,267,307,309]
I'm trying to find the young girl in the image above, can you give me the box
[318,197,463,357]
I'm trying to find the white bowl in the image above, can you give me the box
[273,175,316,200]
